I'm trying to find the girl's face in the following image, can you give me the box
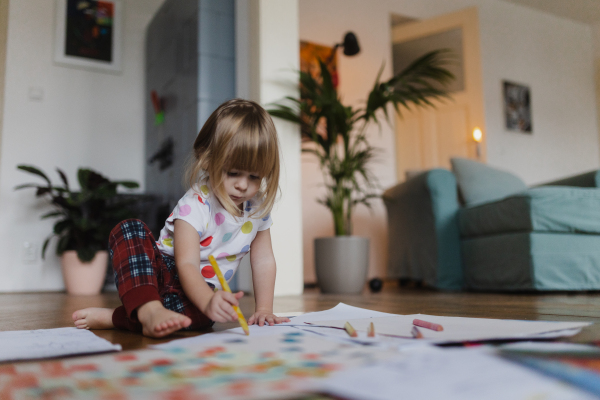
[222,169,262,209]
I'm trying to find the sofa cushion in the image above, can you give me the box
[451,158,527,206]
[459,187,600,237]
[463,232,600,291]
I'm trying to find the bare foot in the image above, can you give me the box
[137,300,192,338]
[72,308,115,330]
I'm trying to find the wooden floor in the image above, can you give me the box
[2,283,600,353]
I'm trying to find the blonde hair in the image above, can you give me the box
[185,99,280,218]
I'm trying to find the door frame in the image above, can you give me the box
[391,7,486,179]
[0,0,8,165]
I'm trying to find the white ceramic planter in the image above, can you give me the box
[61,250,109,295]
[314,236,369,294]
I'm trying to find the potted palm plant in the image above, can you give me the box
[268,50,454,293]
[16,165,139,295]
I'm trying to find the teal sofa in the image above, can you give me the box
[382,163,600,291]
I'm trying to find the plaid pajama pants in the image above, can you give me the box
[109,219,213,332]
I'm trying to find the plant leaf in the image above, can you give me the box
[56,168,69,191]
[41,211,63,220]
[14,184,42,191]
[41,237,51,259]
[17,165,51,185]
[114,181,140,189]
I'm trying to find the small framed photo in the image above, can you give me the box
[54,0,123,73]
[503,81,532,133]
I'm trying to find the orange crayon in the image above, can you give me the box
[344,322,358,337]
[367,322,375,337]
[413,319,444,332]
[411,326,423,339]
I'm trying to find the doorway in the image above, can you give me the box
[391,7,486,181]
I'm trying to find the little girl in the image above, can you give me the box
[73,99,290,337]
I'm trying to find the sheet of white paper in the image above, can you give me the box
[320,346,596,400]
[280,303,396,325]
[0,327,121,362]
[294,325,421,348]
[152,324,301,349]
[525,328,584,339]
[497,341,600,354]
[311,314,591,343]
[274,311,305,318]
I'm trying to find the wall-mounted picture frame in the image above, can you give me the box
[503,80,532,133]
[299,41,338,143]
[300,41,338,87]
[54,0,123,73]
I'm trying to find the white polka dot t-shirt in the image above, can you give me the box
[156,180,273,290]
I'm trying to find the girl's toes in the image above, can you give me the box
[75,321,87,329]
[156,322,168,332]
[166,319,178,329]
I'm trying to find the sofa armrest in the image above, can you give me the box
[382,169,463,290]
[536,170,600,188]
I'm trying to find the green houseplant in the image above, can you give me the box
[16,165,139,295]
[268,50,454,293]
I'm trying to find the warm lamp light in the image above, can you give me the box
[473,127,483,143]
[472,127,483,159]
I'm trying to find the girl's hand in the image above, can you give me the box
[202,291,244,323]
[248,311,290,327]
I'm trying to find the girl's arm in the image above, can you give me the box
[248,228,290,326]
[173,219,241,323]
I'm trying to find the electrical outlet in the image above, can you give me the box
[22,242,38,263]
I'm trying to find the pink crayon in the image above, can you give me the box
[413,319,444,332]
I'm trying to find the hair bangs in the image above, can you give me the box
[224,118,276,179]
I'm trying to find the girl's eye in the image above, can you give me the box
[227,171,238,177]
[250,175,261,180]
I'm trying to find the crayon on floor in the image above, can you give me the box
[367,322,375,337]
[411,326,423,339]
[344,322,358,337]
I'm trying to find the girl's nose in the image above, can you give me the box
[235,177,248,191]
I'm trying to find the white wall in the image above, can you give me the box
[234,0,303,296]
[299,0,599,283]
[249,0,304,296]
[0,0,164,291]
[594,22,600,155]
[480,1,599,184]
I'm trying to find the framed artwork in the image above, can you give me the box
[300,41,338,87]
[503,81,532,133]
[54,0,123,73]
[299,41,338,142]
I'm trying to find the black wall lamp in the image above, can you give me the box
[327,31,360,64]
[334,31,360,56]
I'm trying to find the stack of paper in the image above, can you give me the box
[0,327,121,362]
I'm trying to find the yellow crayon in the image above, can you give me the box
[208,255,249,336]
[344,321,358,337]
